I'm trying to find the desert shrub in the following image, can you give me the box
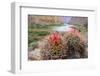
[75,24,88,38]
[28,28,50,48]
[29,24,62,29]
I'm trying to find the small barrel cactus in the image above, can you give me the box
[40,32,67,60]
[63,33,87,58]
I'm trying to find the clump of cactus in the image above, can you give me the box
[39,31,87,60]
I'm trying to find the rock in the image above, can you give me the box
[28,48,42,60]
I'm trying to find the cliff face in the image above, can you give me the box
[28,15,88,27]
[68,17,88,26]
[28,15,64,25]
